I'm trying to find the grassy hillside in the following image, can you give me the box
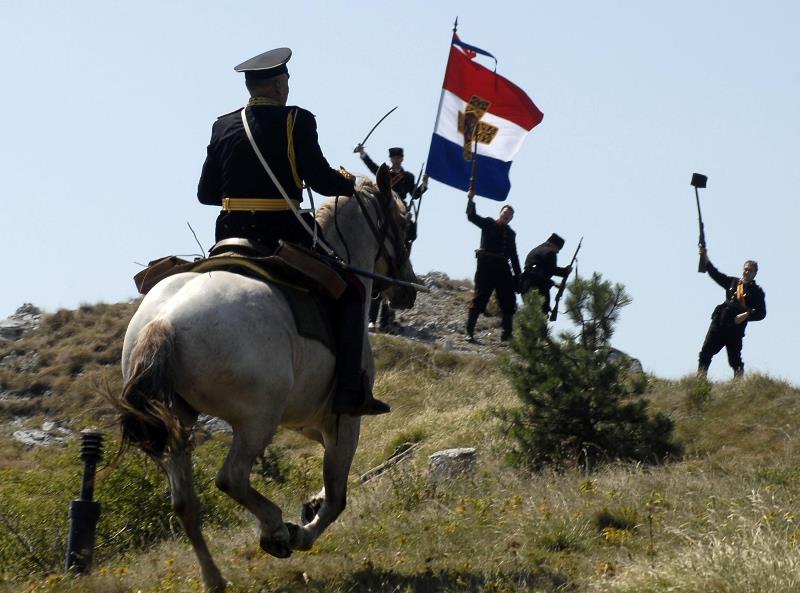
[2,304,800,592]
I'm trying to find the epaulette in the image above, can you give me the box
[216,107,243,120]
[289,105,315,119]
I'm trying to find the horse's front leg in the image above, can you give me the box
[290,416,361,550]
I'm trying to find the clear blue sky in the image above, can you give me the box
[1,1,797,384]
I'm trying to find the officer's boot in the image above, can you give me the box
[465,308,480,342]
[331,297,390,416]
[501,313,513,342]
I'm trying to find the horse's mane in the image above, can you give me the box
[315,177,405,227]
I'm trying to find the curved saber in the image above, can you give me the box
[358,106,398,147]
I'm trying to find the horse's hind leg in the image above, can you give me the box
[164,446,226,593]
[215,426,292,558]
[291,417,360,551]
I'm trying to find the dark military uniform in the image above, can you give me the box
[521,242,571,314]
[195,46,389,416]
[698,260,766,376]
[198,100,354,251]
[359,152,422,204]
[360,149,426,331]
[465,201,521,340]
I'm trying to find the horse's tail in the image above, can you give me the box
[115,318,185,459]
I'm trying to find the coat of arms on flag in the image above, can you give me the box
[425,30,543,201]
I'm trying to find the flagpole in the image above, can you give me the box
[424,19,459,177]
[468,135,479,196]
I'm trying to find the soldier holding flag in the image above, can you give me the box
[464,190,521,342]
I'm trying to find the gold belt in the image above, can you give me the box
[222,197,300,212]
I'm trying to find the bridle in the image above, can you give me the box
[347,187,411,288]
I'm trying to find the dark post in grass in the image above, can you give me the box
[65,429,104,574]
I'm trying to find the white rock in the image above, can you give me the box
[428,447,477,481]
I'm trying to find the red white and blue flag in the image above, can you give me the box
[425,33,543,201]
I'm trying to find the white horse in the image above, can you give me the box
[112,170,417,592]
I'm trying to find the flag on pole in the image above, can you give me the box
[425,33,543,201]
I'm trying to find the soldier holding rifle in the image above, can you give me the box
[689,172,766,378]
[520,234,573,315]
[697,248,766,378]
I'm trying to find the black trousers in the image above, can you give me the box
[469,261,516,334]
[520,272,550,314]
[698,322,744,374]
[369,290,394,328]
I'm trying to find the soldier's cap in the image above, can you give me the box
[388,147,404,157]
[234,48,292,81]
[547,233,565,248]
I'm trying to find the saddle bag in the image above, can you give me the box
[134,256,194,294]
[275,241,347,300]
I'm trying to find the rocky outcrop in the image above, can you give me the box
[0,304,42,341]
[12,421,73,447]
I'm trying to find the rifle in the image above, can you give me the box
[549,237,583,322]
[691,173,708,273]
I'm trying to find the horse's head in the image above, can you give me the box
[368,164,417,309]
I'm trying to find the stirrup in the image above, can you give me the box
[334,397,391,417]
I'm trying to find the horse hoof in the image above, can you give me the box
[260,534,293,559]
[301,499,322,526]
[286,521,312,551]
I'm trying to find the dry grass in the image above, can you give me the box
[3,308,800,592]
[0,303,136,470]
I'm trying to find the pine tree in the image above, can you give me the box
[504,275,681,471]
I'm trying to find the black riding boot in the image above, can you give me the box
[465,308,480,342]
[331,291,390,416]
[501,313,513,342]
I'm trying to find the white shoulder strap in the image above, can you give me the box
[240,107,333,256]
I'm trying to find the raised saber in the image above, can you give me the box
[355,106,398,150]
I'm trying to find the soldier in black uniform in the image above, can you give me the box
[697,248,766,377]
[197,48,389,416]
[353,145,428,332]
[520,234,572,315]
[464,191,521,342]
[353,145,427,205]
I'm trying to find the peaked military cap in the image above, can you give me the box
[234,47,292,80]
[388,147,404,157]
[548,233,565,248]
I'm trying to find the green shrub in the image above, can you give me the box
[0,436,240,581]
[503,275,681,471]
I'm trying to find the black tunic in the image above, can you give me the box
[198,103,354,249]
[520,242,571,313]
[698,260,767,373]
[466,201,521,316]
[704,261,766,334]
[360,152,423,203]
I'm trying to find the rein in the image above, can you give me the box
[349,190,410,285]
[240,106,411,289]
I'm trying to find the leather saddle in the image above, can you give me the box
[133,239,345,352]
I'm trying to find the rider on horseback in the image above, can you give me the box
[197,47,389,416]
